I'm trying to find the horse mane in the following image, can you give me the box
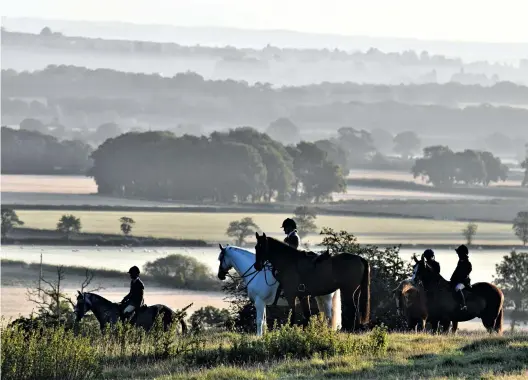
[85,292,117,307]
[266,236,314,258]
[226,245,255,258]
[421,261,450,287]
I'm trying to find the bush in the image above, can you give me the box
[320,228,413,329]
[188,314,389,366]
[143,254,218,290]
[1,323,101,380]
[189,306,233,332]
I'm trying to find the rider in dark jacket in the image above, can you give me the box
[121,266,144,321]
[423,249,441,274]
[272,218,301,305]
[282,218,300,248]
[411,249,440,284]
[450,245,472,311]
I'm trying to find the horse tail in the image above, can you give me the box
[494,307,504,335]
[331,289,341,330]
[359,258,371,325]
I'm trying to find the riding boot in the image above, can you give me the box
[457,291,467,311]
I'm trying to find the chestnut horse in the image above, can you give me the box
[254,232,370,331]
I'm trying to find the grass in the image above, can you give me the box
[4,314,526,380]
[14,209,518,245]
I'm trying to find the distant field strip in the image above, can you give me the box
[15,210,517,245]
[1,174,97,194]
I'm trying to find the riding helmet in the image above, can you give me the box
[423,249,435,260]
[128,266,140,275]
[455,245,469,257]
[281,218,297,230]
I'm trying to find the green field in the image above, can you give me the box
[15,210,518,245]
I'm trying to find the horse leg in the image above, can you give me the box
[299,296,311,327]
[428,319,439,334]
[315,294,333,327]
[340,287,358,332]
[255,297,266,336]
[419,318,426,333]
[451,321,458,334]
[440,319,451,334]
[285,295,297,326]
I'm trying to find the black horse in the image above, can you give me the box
[74,291,188,333]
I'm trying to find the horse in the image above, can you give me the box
[392,279,428,332]
[74,291,187,333]
[217,244,341,336]
[413,256,504,334]
[254,232,370,331]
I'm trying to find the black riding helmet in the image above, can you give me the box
[423,249,435,260]
[128,266,140,276]
[281,218,297,230]
[455,245,469,257]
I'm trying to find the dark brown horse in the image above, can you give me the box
[413,257,504,334]
[254,232,370,331]
[392,279,459,333]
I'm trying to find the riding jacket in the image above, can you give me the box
[427,259,441,275]
[122,277,145,308]
[450,259,472,287]
[284,230,301,249]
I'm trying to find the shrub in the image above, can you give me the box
[1,323,101,380]
[187,314,389,366]
[143,254,218,290]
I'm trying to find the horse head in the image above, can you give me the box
[254,232,268,271]
[74,291,92,322]
[217,243,230,280]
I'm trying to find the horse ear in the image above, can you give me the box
[77,290,82,296]
[255,232,260,239]
[219,243,224,250]
[262,232,267,238]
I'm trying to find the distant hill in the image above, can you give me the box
[3,16,528,64]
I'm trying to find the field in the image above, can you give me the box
[15,209,518,245]
[1,174,97,194]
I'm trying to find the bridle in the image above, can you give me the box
[219,247,277,289]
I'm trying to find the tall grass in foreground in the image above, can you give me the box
[1,315,388,380]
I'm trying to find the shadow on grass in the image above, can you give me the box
[338,335,528,379]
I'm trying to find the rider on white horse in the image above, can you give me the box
[217,244,337,336]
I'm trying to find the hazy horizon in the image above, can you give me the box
[2,0,528,44]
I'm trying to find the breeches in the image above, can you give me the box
[124,305,136,314]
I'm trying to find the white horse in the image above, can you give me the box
[217,244,341,336]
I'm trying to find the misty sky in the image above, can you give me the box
[2,0,528,43]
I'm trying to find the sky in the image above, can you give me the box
[2,0,528,43]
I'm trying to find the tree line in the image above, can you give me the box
[5,28,525,76]
[3,66,528,138]
[411,145,511,187]
[89,127,346,202]
[1,126,92,175]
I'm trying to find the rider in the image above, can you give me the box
[411,249,440,283]
[121,266,144,321]
[272,218,301,306]
[282,218,300,248]
[450,245,472,311]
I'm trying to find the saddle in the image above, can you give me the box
[312,249,331,266]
